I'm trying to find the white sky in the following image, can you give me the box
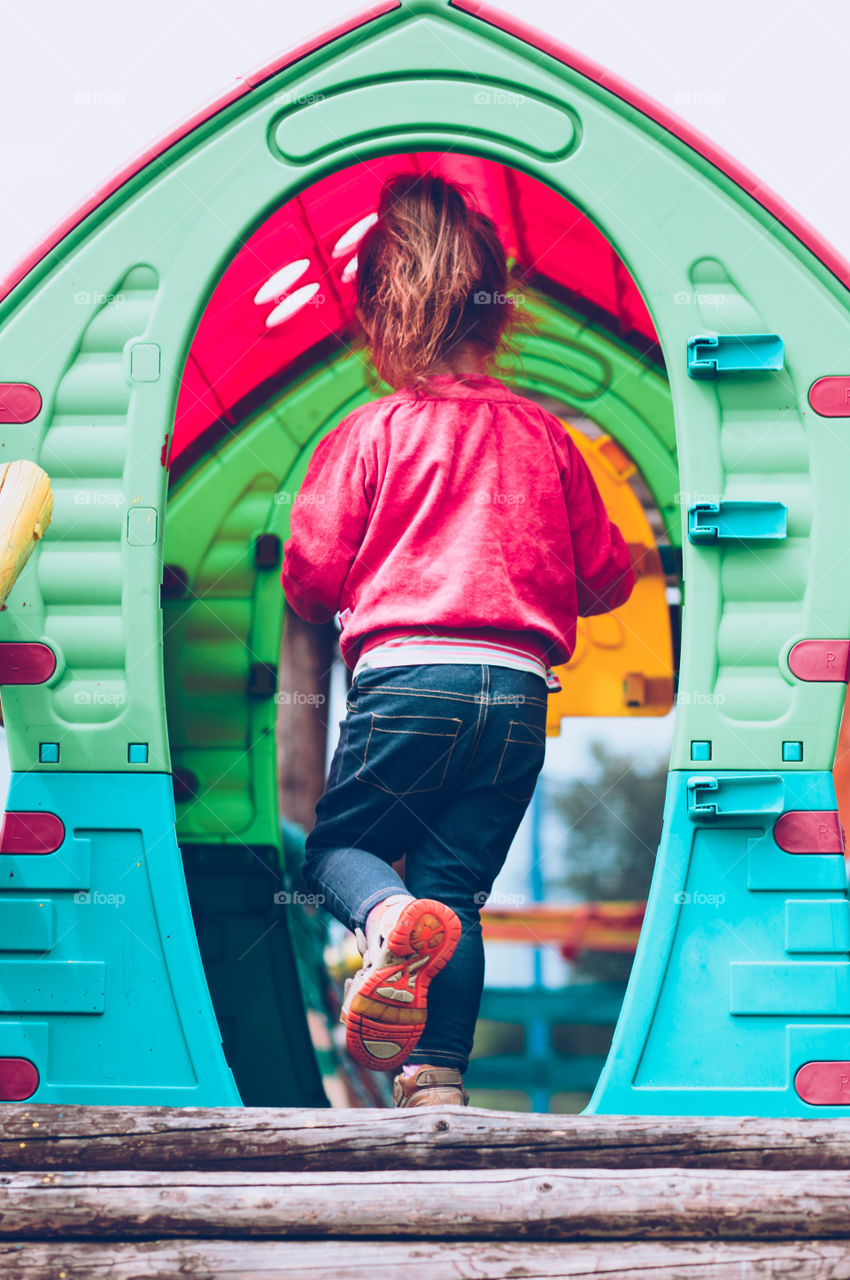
[2,0,849,278]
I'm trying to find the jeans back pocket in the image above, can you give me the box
[493,719,547,803]
[355,713,462,795]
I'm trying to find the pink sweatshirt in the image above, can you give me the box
[280,373,635,672]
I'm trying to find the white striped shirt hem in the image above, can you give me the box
[351,635,562,690]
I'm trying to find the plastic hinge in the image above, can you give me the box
[687,333,785,379]
[686,773,785,822]
[687,501,787,545]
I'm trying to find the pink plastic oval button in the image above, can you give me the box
[0,1059,38,1100]
[774,810,845,854]
[788,640,850,682]
[796,1061,850,1105]
[0,642,56,685]
[0,1057,39,1101]
[808,377,850,417]
[0,811,65,855]
[0,383,41,424]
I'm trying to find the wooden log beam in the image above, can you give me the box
[4,1239,850,1280]
[2,1168,850,1240]
[3,1106,850,1172]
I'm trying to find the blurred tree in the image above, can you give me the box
[547,737,668,982]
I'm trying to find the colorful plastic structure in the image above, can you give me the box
[1,0,850,1114]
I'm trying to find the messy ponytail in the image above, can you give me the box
[354,172,535,394]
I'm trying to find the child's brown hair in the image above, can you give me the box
[353,171,536,394]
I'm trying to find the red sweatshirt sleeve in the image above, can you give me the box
[280,413,372,624]
[560,431,635,617]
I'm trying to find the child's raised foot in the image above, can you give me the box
[340,896,461,1072]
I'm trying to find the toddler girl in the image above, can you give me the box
[281,172,634,1108]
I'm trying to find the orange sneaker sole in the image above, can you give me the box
[341,897,462,1072]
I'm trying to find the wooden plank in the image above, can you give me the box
[4,1239,850,1280]
[4,1106,850,1172]
[2,1168,850,1239]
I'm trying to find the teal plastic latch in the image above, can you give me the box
[686,773,785,822]
[688,501,788,545]
[687,333,785,379]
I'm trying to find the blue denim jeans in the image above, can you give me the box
[302,662,548,1073]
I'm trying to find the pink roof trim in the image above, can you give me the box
[0,0,400,306]
[452,0,850,294]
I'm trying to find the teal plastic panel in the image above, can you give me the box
[588,770,850,1116]
[0,771,239,1103]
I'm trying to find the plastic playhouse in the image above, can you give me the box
[1,0,850,1116]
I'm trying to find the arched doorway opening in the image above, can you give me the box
[164,152,678,1107]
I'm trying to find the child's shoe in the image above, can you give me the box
[392,1064,469,1107]
[340,895,461,1071]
